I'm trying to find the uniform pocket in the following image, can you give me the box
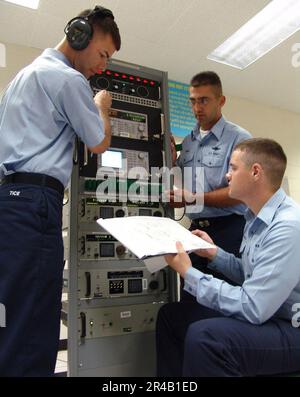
[202,151,226,167]
[182,151,194,165]
[202,145,227,167]
[202,155,224,167]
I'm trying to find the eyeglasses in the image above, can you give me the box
[189,97,211,106]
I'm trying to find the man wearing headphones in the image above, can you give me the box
[0,6,121,376]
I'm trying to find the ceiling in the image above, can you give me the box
[0,0,299,113]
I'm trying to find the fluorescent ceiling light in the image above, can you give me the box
[4,0,40,9]
[207,0,300,69]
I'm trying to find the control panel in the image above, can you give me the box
[64,60,177,377]
[82,179,162,204]
[97,148,149,180]
[78,232,134,260]
[109,109,148,140]
[78,197,164,222]
[78,267,167,299]
[90,70,160,101]
[76,302,164,339]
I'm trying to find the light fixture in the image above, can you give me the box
[4,0,40,10]
[207,0,300,69]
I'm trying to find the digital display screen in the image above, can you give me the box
[101,150,123,169]
[109,109,146,123]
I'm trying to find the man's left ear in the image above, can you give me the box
[220,95,226,107]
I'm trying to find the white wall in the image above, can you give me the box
[0,42,41,96]
[225,97,300,203]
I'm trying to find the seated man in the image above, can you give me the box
[157,138,300,377]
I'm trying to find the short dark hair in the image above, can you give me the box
[79,8,121,51]
[190,71,223,96]
[234,138,287,190]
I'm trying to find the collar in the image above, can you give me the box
[42,48,73,68]
[191,115,226,141]
[245,188,286,226]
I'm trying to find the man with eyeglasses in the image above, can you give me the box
[169,71,251,299]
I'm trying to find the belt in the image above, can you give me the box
[191,214,242,228]
[1,172,64,195]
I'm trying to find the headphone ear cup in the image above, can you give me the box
[65,18,93,50]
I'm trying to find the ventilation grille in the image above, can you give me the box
[94,89,160,108]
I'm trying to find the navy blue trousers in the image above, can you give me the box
[181,214,245,301]
[0,184,64,376]
[156,301,300,377]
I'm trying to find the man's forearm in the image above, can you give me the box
[204,187,243,207]
[185,187,243,207]
[100,110,112,149]
[101,110,111,136]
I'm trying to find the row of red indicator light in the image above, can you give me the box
[96,70,156,86]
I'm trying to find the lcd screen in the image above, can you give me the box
[101,150,123,169]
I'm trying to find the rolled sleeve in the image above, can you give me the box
[56,76,105,148]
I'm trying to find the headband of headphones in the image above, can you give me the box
[87,5,114,20]
[64,5,115,50]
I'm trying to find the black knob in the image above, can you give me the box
[115,209,125,217]
[149,280,159,290]
[95,77,109,90]
[137,86,149,98]
[116,245,126,256]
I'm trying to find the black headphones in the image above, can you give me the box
[64,5,114,51]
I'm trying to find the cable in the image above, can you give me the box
[164,204,186,222]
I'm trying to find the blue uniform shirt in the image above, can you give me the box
[0,48,105,187]
[176,116,251,219]
[184,188,300,324]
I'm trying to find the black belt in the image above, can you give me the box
[191,214,243,228]
[1,172,64,195]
